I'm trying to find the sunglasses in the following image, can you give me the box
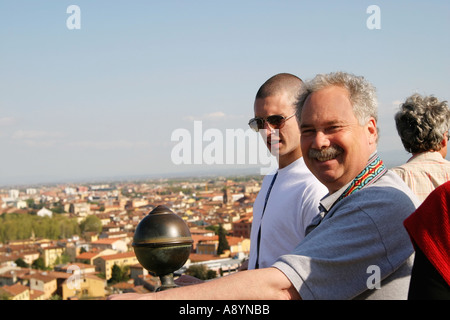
[248,113,296,132]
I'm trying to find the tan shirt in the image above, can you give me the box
[391,151,450,202]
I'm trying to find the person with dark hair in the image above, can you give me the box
[404,181,450,299]
[247,73,327,270]
[391,94,450,202]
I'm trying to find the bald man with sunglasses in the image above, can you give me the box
[246,73,327,269]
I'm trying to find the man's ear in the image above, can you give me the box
[366,117,378,145]
[441,132,448,148]
[438,132,448,158]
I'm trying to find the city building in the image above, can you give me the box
[93,251,138,280]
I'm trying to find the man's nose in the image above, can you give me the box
[263,121,276,133]
[311,131,330,149]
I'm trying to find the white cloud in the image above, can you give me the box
[9,130,66,147]
[183,111,245,122]
[69,139,150,150]
[12,130,65,140]
[0,117,15,126]
[204,111,226,120]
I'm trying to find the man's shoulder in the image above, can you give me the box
[390,164,408,174]
[378,170,416,189]
[283,157,322,180]
[344,171,419,214]
[281,165,327,194]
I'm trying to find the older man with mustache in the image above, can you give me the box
[109,72,419,300]
[273,72,419,299]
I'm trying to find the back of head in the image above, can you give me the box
[395,93,450,154]
[256,73,303,108]
[296,71,378,126]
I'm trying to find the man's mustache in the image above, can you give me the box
[308,145,344,161]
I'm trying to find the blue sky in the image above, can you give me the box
[0,1,449,186]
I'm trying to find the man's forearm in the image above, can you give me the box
[109,267,300,300]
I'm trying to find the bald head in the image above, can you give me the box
[255,73,303,105]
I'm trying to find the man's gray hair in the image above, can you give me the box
[295,71,378,126]
[395,93,450,153]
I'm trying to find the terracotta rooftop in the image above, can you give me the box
[56,262,95,273]
[1,282,28,296]
[91,238,123,244]
[30,289,45,300]
[29,273,56,283]
[76,251,99,260]
[98,251,136,261]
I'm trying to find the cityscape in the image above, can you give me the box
[1,1,448,305]
[0,174,261,300]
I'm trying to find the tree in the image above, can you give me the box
[205,225,219,234]
[185,264,217,280]
[54,252,71,265]
[80,215,102,234]
[0,292,11,300]
[14,258,29,268]
[217,224,229,255]
[109,264,122,284]
[51,202,65,214]
[109,264,130,284]
[26,198,35,209]
[32,257,46,270]
[206,269,217,279]
[0,213,80,243]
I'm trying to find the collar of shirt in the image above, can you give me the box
[319,180,353,216]
[305,181,353,236]
[407,151,446,163]
[318,151,379,215]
